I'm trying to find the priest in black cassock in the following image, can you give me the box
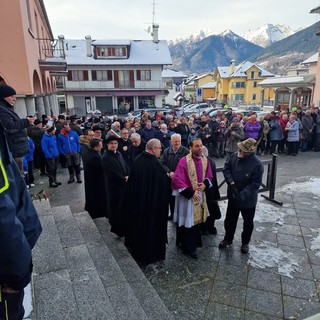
[101,136,129,227]
[111,138,170,265]
[83,138,108,219]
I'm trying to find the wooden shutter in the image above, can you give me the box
[114,70,119,88]
[67,70,72,81]
[136,70,141,81]
[92,70,97,80]
[129,70,134,88]
[107,70,113,81]
[83,71,88,81]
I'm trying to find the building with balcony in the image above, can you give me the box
[0,0,66,117]
[310,5,320,107]
[259,53,317,111]
[213,60,275,106]
[63,30,172,115]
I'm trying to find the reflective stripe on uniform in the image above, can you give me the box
[0,159,9,193]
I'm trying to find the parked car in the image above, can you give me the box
[176,103,194,112]
[244,105,262,112]
[125,107,173,121]
[256,111,269,119]
[183,103,210,115]
[208,107,230,118]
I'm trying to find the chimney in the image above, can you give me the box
[58,35,65,58]
[85,35,92,57]
[230,60,235,75]
[152,24,159,43]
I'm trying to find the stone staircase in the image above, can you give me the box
[31,199,174,320]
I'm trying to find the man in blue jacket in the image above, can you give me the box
[57,121,82,183]
[0,120,42,319]
[219,138,263,254]
[41,124,60,188]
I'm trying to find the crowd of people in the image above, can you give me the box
[2,80,317,317]
[2,79,320,266]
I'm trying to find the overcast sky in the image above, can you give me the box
[44,0,320,41]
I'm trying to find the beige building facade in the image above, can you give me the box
[0,0,66,117]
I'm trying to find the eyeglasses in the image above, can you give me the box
[154,146,162,149]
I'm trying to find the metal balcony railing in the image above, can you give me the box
[37,38,66,60]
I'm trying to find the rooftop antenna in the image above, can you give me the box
[152,0,156,25]
[144,0,156,34]
[151,0,159,43]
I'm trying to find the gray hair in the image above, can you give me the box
[146,138,161,150]
[111,121,120,130]
[171,133,181,140]
[130,133,141,140]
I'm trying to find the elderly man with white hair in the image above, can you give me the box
[160,133,189,219]
[105,121,121,139]
[128,133,145,169]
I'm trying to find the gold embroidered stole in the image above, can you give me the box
[186,152,208,225]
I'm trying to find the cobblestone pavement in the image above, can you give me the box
[31,151,320,319]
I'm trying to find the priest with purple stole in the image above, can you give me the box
[172,138,213,259]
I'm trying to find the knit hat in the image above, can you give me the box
[45,124,56,133]
[0,84,16,99]
[237,138,257,153]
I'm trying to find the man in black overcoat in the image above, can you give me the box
[111,139,170,265]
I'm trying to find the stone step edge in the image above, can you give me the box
[94,218,174,320]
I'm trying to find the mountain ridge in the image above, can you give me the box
[168,21,320,75]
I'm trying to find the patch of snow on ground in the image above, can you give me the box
[277,177,320,196]
[254,200,285,223]
[310,229,320,257]
[249,241,300,278]
[23,284,32,319]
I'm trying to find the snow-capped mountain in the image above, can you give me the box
[241,24,294,48]
[169,29,219,45]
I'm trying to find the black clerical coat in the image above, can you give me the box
[83,148,108,219]
[101,150,129,226]
[111,151,170,265]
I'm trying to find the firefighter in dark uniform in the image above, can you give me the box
[0,120,42,320]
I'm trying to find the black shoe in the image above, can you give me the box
[77,176,82,183]
[68,177,75,184]
[54,181,62,185]
[219,239,232,249]
[49,182,59,188]
[189,251,198,259]
[208,226,217,235]
[241,244,249,254]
